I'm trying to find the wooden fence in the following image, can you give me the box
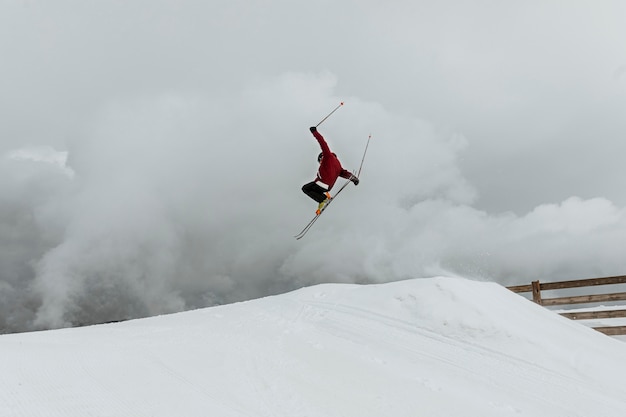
[507,275,626,336]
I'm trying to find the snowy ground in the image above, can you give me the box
[2,277,626,417]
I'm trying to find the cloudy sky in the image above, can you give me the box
[1,0,626,333]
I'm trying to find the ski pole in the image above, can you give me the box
[356,134,372,177]
[315,102,344,127]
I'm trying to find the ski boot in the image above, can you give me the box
[316,192,332,215]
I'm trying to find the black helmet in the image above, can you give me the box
[317,152,336,163]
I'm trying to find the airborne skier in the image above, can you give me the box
[302,126,359,214]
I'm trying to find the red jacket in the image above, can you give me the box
[312,130,352,190]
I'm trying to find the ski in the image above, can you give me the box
[294,181,350,240]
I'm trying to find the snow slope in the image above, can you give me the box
[1,277,626,417]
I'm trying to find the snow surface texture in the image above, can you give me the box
[2,277,626,417]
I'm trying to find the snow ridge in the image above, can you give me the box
[1,277,626,417]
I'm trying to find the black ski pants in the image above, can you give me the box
[302,181,329,203]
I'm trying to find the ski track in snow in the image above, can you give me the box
[1,277,626,417]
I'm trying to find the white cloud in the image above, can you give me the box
[7,146,75,178]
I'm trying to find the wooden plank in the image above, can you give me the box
[507,284,533,293]
[592,326,626,336]
[506,275,626,293]
[540,275,626,291]
[559,310,626,320]
[542,292,626,306]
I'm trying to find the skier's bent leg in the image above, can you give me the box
[302,182,327,203]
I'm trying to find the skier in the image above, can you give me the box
[302,126,359,214]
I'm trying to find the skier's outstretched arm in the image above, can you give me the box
[340,169,359,185]
[310,126,332,156]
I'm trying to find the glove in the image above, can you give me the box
[350,174,360,186]
[309,126,317,133]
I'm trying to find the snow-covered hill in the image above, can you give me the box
[2,277,626,417]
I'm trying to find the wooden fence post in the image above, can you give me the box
[531,280,542,305]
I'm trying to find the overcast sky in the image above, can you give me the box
[1,0,626,333]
